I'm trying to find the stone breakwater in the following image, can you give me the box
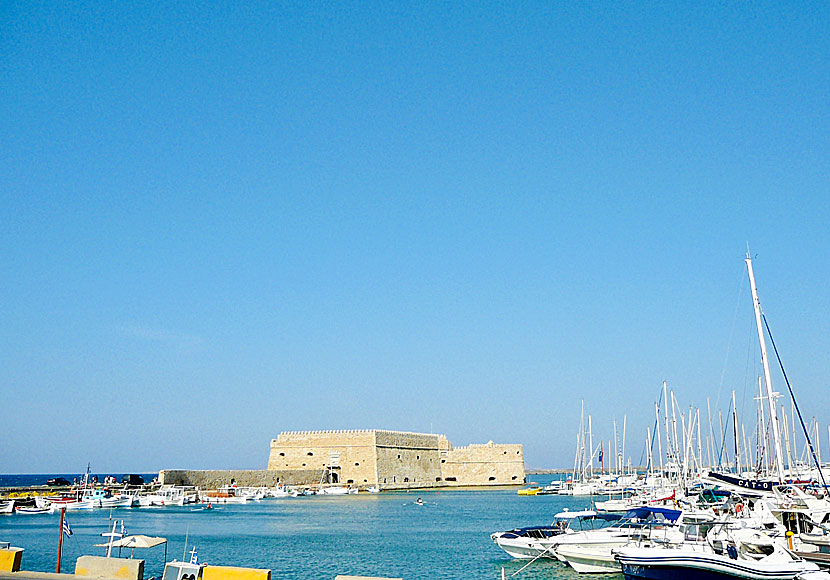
[158,469,327,488]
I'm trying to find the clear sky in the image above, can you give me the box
[2,1,828,474]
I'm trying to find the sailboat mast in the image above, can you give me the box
[732,391,741,473]
[746,254,786,482]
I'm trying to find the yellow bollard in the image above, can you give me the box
[786,530,794,550]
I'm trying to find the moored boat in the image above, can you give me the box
[616,527,829,580]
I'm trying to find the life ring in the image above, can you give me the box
[735,503,744,514]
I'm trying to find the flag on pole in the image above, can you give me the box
[189,548,198,565]
[62,518,73,537]
[120,521,127,537]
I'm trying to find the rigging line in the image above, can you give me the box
[715,396,733,467]
[762,314,829,490]
[647,386,665,471]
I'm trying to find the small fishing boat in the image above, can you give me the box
[0,500,14,514]
[317,486,350,495]
[47,497,94,510]
[517,487,541,496]
[15,505,52,514]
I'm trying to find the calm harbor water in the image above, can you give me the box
[0,476,606,580]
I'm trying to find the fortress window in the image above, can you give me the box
[363,479,368,483]
[397,454,401,459]
[347,479,354,484]
[441,459,445,463]
[511,476,518,480]
[354,462,359,466]
[435,477,442,482]
[445,477,457,482]
[489,477,496,481]
[416,455,420,460]
[307,452,314,456]
[404,477,409,482]
[279,452,285,457]
[503,451,507,454]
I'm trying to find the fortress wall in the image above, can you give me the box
[267,430,378,485]
[374,445,443,489]
[440,442,525,486]
[373,430,449,450]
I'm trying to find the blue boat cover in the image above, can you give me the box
[623,506,682,522]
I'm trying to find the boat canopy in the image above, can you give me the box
[554,510,598,519]
[622,506,682,523]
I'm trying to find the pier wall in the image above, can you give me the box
[158,469,326,488]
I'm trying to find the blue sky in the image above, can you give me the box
[2,1,828,473]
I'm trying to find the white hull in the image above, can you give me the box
[556,544,620,573]
[491,537,554,559]
[318,487,350,495]
[201,495,249,504]
[50,500,94,510]
[617,546,824,580]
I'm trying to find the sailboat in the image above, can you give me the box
[706,253,827,497]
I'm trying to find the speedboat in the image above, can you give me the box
[491,510,620,559]
[616,525,830,580]
[551,506,714,573]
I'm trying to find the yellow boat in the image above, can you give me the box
[517,487,541,496]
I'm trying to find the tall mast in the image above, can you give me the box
[588,414,594,478]
[746,254,786,482]
[622,415,627,476]
[732,390,741,473]
[655,401,664,475]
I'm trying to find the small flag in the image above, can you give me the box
[598,448,603,462]
[189,548,198,565]
[63,519,73,537]
[120,521,127,537]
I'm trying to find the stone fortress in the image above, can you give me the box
[160,429,525,490]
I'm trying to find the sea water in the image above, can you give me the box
[0,476,605,580]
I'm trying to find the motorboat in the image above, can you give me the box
[200,487,250,504]
[517,487,541,496]
[616,525,830,580]
[267,486,291,498]
[550,505,718,574]
[491,509,621,559]
[0,500,14,514]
